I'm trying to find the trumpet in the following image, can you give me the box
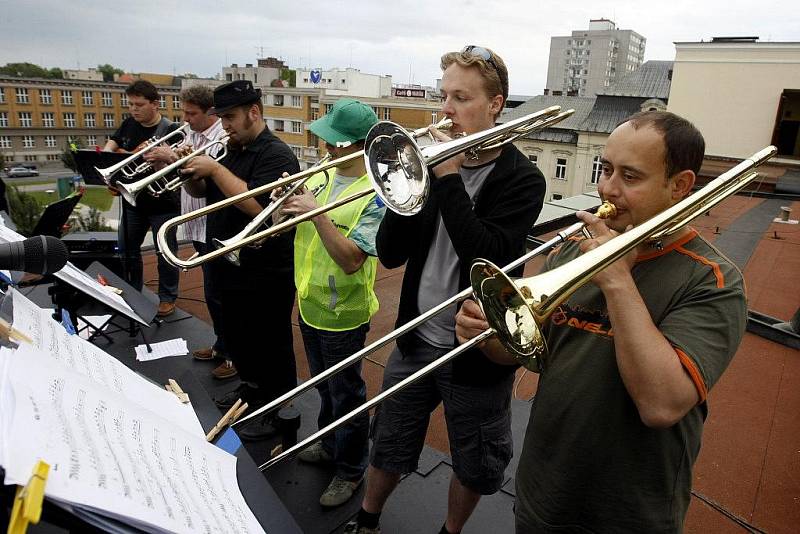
[243,145,776,470]
[116,136,229,207]
[157,117,454,270]
[94,123,191,183]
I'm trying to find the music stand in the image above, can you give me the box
[72,149,128,185]
[32,193,82,237]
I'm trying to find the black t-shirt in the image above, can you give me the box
[205,127,300,288]
[111,116,181,215]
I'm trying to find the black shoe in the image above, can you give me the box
[237,413,280,441]
[214,383,266,411]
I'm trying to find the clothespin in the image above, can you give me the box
[95,274,123,295]
[206,399,248,442]
[0,318,32,345]
[165,379,190,404]
[60,309,76,335]
[8,460,49,534]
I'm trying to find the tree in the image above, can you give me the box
[6,186,42,236]
[96,63,124,82]
[61,137,85,172]
[0,62,62,79]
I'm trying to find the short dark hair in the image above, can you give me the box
[622,111,705,178]
[179,85,214,111]
[125,80,159,102]
[239,99,263,115]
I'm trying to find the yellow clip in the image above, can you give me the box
[8,460,49,534]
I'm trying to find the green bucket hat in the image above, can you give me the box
[309,99,379,147]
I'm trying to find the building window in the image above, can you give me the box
[42,112,55,128]
[590,156,603,184]
[554,158,567,180]
[0,136,11,149]
[40,89,52,104]
[84,113,96,128]
[383,108,391,121]
[45,135,57,148]
[291,121,302,134]
[291,146,302,159]
[324,103,333,114]
[551,193,563,200]
[291,95,302,107]
[273,95,284,107]
[371,106,379,117]
[16,88,29,103]
[62,91,73,105]
[273,119,284,132]
[82,91,93,105]
[528,154,538,166]
[24,155,37,162]
[18,112,32,127]
[158,96,166,109]
[86,135,97,146]
[173,115,181,123]
[103,113,115,128]
[431,112,438,124]
[121,113,130,121]
[120,93,128,107]
[101,92,113,106]
[0,113,7,128]
[63,113,76,128]
[0,88,4,103]
[172,95,180,108]
[46,154,60,161]
[22,135,35,149]
[311,109,319,120]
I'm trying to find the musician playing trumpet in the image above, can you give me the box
[455,111,747,533]
[103,80,181,317]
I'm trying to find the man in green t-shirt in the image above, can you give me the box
[455,111,747,533]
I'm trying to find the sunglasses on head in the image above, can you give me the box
[461,45,499,73]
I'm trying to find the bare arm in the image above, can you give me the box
[277,188,366,274]
[103,139,119,152]
[576,211,699,428]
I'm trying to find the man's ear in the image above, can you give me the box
[489,94,503,116]
[670,169,696,201]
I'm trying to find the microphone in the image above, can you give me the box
[0,236,70,275]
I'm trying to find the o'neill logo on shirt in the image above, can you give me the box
[551,304,614,338]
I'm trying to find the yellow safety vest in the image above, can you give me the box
[295,170,379,331]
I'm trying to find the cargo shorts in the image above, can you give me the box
[369,336,514,495]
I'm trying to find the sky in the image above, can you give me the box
[0,0,797,96]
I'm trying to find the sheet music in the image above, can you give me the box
[135,339,189,361]
[10,289,203,438]
[0,222,143,324]
[0,344,265,534]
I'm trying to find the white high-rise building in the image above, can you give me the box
[545,19,646,97]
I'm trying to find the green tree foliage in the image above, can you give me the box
[0,62,63,79]
[96,63,124,82]
[61,137,85,172]
[6,186,43,236]
[73,207,113,232]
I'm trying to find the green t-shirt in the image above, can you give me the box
[515,229,747,533]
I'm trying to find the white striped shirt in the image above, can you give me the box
[181,119,225,243]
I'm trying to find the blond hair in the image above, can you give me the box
[440,47,509,116]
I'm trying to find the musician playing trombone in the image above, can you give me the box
[103,80,181,317]
[455,111,747,533]
[143,85,233,379]
[347,47,546,534]
[180,80,301,440]
[270,99,385,508]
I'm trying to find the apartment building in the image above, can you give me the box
[545,18,646,97]
[0,76,181,165]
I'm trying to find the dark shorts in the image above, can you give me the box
[369,336,514,495]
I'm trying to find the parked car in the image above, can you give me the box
[6,166,40,177]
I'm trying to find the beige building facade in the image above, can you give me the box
[668,39,800,160]
[0,76,181,166]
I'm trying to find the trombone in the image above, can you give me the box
[240,145,776,470]
[156,117,454,270]
[116,136,229,207]
[157,105,573,270]
[94,122,191,183]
